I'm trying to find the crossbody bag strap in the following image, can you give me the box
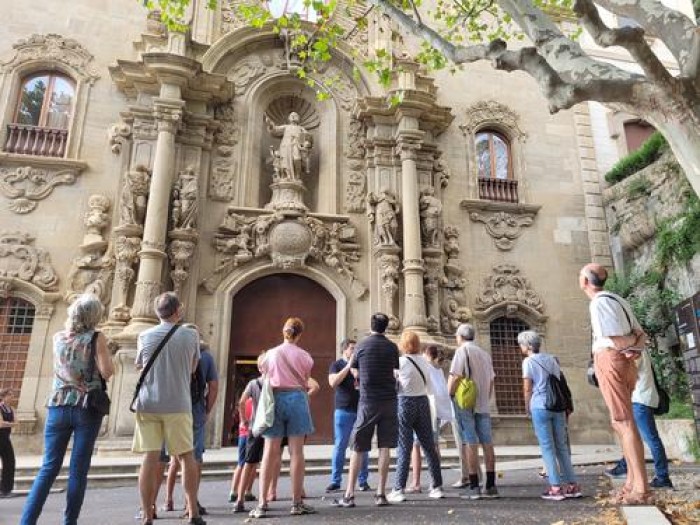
[463,346,471,379]
[86,331,100,383]
[277,347,308,388]
[597,292,633,333]
[404,355,427,386]
[130,324,180,412]
[530,356,555,377]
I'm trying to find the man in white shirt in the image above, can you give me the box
[448,324,498,500]
[605,349,672,488]
[580,263,651,503]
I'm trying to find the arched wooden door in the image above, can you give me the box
[223,274,337,445]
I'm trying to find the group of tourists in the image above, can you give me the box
[3,261,674,524]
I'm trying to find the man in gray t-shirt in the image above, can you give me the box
[132,292,204,525]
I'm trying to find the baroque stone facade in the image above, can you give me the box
[0,0,635,451]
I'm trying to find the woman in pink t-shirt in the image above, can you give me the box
[250,317,315,519]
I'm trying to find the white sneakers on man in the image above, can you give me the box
[429,487,445,499]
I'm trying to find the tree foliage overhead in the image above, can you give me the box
[145,0,700,196]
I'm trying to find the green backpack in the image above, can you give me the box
[455,348,478,410]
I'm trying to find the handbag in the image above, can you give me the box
[85,331,111,417]
[252,377,275,437]
[130,324,180,412]
[531,357,573,413]
[454,347,478,410]
[651,362,670,416]
[586,354,599,388]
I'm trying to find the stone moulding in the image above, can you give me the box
[459,100,527,139]
[460,199,541,251]
[0,156,87,214]
[475,264,546,325]
[0,231,59,291]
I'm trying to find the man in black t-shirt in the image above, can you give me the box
[333,313,399,508]
[326,339,370,493]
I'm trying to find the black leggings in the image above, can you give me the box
[0,433,15,494]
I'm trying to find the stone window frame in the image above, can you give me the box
[0,277,59,434]
[460,100,528,204]
[0,34,100,160]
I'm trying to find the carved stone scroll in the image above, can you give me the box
[440,226,471,333]
[0,232,58,291]
[0,166,81,214]
[469,211,535,250]
[475,264,544,314]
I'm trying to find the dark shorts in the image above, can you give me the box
[244,432,264,464]
[351,398,398,452]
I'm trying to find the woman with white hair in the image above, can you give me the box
[21,294,114,525]
[519,330,581,501]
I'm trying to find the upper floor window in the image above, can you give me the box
[267,0,322,22]
[15,73,75,129]
[5,72,75,157]
[476,130,518,203]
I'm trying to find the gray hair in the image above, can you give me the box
[455,323,475,341]
[65,294,103,333]
[517,330,542,353]
[154,292,180,320]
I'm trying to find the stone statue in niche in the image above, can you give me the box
[119,165,151,227]
[82,194,110,249]
[419,187,442,247]
[173,166,198,230]
[367,191,400,246]
[264,112,313,181]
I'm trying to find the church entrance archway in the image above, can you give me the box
[223,273,337,445]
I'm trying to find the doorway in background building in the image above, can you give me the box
[223,274,337,445]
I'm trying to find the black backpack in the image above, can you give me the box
[532,358,573,413]
[190,362,206,404]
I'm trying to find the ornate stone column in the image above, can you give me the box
[397,131,427,331]
[127,93,184,330]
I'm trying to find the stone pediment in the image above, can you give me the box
[475,264,544,317]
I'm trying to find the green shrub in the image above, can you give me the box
[656,193,700,267]
[605,132,668,185]
[660,396,695,420]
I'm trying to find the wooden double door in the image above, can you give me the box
[223,274,337,445]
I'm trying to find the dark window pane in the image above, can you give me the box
[16,75,49,126]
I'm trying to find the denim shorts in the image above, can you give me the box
[263,390,314,438]
[237,435,248,466]
[453,403,493,445]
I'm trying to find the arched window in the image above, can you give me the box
[6,72,75,157]
[489,316,529,415]
[0,297,35,400]
[476,130,511,180]
[475,130,518,203]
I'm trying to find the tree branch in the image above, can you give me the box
[593,0,697,76]
[573,0,676,92]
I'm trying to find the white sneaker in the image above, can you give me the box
[387,489,406,503]
[429,487,444,499]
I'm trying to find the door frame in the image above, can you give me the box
[210,263,348,447]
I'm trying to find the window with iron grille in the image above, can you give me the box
[0,297,35,399]
[489,316,529,415]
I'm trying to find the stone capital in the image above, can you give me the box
[153,98,184,133]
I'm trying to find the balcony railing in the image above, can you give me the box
[4,124,68,158]
[478,177,519,203]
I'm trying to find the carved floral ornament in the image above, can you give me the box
[0,232,58,291]
[475,264,544,316]
[1,33,100,83]
[0,165,83,214]
[470,211,535,250]
[459,100,526,140]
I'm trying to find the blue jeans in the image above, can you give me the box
[331,408,368,485]
[617,402,669,479]
[531,409,577,487]
[21,406,103,525]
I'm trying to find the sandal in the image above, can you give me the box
[610,484,632,502]
[620,491,655,506]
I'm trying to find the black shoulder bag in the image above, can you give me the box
[129,324,180,413]
[86,331,111,417]
[531,357,573,413]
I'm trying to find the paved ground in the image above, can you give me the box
[1,467,606,525]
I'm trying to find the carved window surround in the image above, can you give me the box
[0,34,100,160]
[460,199,541,251]
[0,153,87,213]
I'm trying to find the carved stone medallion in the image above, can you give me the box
[475,264,544,313]
[0,231,58,291]
[469,211,535,250]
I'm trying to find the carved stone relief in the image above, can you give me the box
[419,187,442,247]
[424,255,443,333]
[108,122,132,154]
[172,166,199,230]
[440,226,471,333]
[0,232,58,291]
[459,100,526,139]
[475,264,544,314]
[345,117,366,213]
[367,191,400,247]
[0,165,82,214]
[434,152,450,189]
[209,102,239,202]
[469,210,536,250]
[82,195,111,249]
[2,33,100,83]
[108,233,141,323]
[168,238,197,295]
[203,209,367,298]
[119,166,151,227]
